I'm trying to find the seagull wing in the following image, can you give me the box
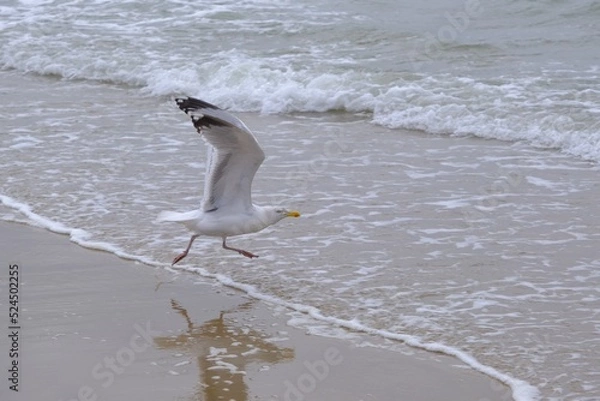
[176,97,265,213]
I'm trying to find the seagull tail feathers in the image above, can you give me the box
[156,210,200,223]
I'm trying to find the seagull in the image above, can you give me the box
[158,97,300,265]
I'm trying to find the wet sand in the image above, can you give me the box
[0,221,510,401]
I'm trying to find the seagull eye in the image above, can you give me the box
[275,209,284,214]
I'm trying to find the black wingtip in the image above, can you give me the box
[175,97,229,130]
[175,97,220,114]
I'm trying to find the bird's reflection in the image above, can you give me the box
[154,299,295,401]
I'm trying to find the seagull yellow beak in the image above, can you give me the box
[287,210,301,218]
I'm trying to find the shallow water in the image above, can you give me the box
[2,71,600,400]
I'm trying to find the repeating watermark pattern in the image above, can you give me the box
[409,0,483,71]
[461,171,524,228]
[282,346,343,401]
[7,263,21,393]
[59,321,159,401]
[269,137,351,208]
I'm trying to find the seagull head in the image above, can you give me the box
[255,206,300,228]
[260,207,300,224]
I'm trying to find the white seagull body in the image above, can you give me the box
[158,97,300,265]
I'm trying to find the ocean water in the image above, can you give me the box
[1,1,600,400]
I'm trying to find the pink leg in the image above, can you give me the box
[222,237,258,259]
[172,235,199,265]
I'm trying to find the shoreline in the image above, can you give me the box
[0,220,512,401]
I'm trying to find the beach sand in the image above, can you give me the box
[0,221,510,401]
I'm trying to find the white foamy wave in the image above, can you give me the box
[1,193,540,401]
[370,77,600,162]
[144,62,600,163]
[141,53,378,114]
[1,0,598,162]
[4,40,598,162]
[0,194,157,266]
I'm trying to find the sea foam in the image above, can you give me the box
[4,47,599,163]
